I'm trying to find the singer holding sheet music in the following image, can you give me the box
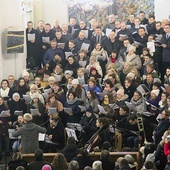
[12,113,47,153]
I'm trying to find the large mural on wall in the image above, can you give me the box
[68,0,154,26]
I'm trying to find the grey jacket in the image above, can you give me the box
[12,122,46,153]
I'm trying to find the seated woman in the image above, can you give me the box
[68,79,85,105]
[87,117,114,151]
[0,79,13,101]
[91,43,108,76]
[27,84,44,104]
[44,114,65,152]
[64,92,81,123]
[84,78,101,99]
[9,93,27,122]
[14,77,30,98]
[159,92,169,110]
[27,93,44,125]
[130,91,146,113]
[79,107,97,144]
[84,90,99,115]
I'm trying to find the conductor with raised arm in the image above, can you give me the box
[12,113,47,153]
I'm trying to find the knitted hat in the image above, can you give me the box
[151,89,160,96]
[72,79,79,85]
[42,165,52,170]
[12,93,20,100]
[116,88,124,96]
[86,107,93,113]
[126,72,135,79]
[128,45,136,52]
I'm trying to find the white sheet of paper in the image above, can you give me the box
[71,28,78,35]
[147,42,155,53]
[44,88,51,94]
[0,110,10,117]
[82,30,88,38]
[81,43,90,51]
[142,112,153,117]
[42,37,50,43]
[48,107,57,114]
[78,105,86,112]
[23,95,31,103]
[106,28,112,37]
[30,109,39,116]
[79,61,86,67]
[42,93,49,100]
[126,25,131,29]
[39,133,45,141]
[77,78,85,85]
[98,105,107,114]
[65,128,78,141]
[58,43,65,49]
[54,74,61,82]
[65,52,73,59]
[64,107,72,113]
[27,33,35,41]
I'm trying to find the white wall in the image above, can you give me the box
[0,0,26,80]
[41,0,68,25]
[155,0,170,21]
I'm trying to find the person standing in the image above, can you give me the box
[12,113,47,153]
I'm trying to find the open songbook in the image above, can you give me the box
[65,52,73,59]
[67,123,84,132]
[142,111,154,117]
[146,101,161,110]
[137,84,150,96]
[81,43,90,51]
[0,110,10,117]
[42,93,49,100]
[30,108,39,116]
[44,88,52,94]
[125,102,135,111]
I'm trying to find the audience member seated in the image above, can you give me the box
[61,137,79,163]
[28,149,51,170]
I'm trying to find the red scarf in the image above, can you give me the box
[110,57,116,63]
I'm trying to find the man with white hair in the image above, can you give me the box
[68,160,79,170]
[12,113,47,153]
[92,160,103,170]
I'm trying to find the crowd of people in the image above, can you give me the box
[0,10,170,169]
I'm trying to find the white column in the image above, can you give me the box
[0,0,27,80]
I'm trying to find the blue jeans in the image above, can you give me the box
[127,136,139,149]
[12,140,21,153]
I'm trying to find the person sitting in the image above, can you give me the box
[100,150,115,170]
[28,149,51,170]
[51,153,68,170]
[79,107,97,144]
[44,113,65,152]
[61,137,79,163]
[7,152,28,170]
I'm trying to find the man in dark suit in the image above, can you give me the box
[61,24,74,41]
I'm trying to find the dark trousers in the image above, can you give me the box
[0,134,10,155]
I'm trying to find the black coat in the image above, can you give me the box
[61,144,79,162]
[100,158,115,170]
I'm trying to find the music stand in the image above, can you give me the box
[65,128,78,141]
[66,123,84,132]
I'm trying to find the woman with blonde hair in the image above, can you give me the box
[51,153,68,170]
